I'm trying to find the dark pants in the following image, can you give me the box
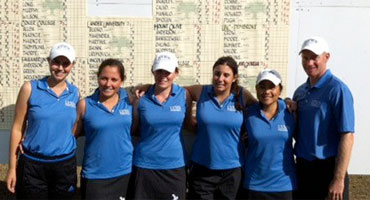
[16,155,77,199]
[294,157,349,200]
[129,166,186,200]
[81,173,130,200]
[188,162,242,200]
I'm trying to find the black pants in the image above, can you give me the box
[81,173,130,200]
[16,155,77,199]
[294,157,349,200]
[188,162,242,200]
[129,166,186,200]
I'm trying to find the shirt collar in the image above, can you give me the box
[258,99,286,120]
[258,99,286,112]
[305,69,333,89]
[37,76,72,93]
[148,83,178,98]
[206,85,236,100]
[91,87,127,102]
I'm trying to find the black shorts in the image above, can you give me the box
[188,162,242,200]
[129,166,186,200]
[81,173,130,200]
[294,157,349,200]
[16,154,77,199]
[245,189,293,200]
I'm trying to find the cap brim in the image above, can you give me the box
[257,78,281,86]
[299,48,320,55]
[152,65,175,73]
[50,52,74,63]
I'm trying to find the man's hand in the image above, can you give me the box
[6,169,17,193]
[328,178,345,200]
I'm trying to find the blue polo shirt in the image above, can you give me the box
[133,84,187,169]
[23,77,78,162]
[293,70,355,161]
[191,85,245,170]
[82,88,133,179]
[244,99,297,192]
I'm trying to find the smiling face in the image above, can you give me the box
[48,56,74,82]
[212,64,237,95]
[301,50,330,84]
[98,65,123,100]
[256,80,281,107]
[153,69,178,90]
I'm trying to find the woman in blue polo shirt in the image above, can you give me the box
[74,59,136,199]
[243,69,297,200]
[6,42,79,199]
[131,52,192,199]
[186,56,257,199]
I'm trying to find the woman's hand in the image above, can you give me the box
[284,97,297,112]
[135,84,151,98]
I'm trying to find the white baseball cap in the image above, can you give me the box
[256,69,282,86]
[152,51,178,73]
[299,36,329,55]
[49,42,76,63]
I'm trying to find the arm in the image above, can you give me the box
[131,97,140,137]
[241,121,248,148]
[134,84,152,98]
[242,87,257,107]
[184,85,203,102]
[183,85,203,132]
[6,82,31,193]
[284,97,298,113]
[73,98,86,138]
[328,133,354,200]
[184,90,196,132]
[327,84,355,200]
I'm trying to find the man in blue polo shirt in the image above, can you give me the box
[293,37,355,200]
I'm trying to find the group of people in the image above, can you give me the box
[6,36,354,200]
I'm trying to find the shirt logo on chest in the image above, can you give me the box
[277,125,288,132]
[227,105,236,112]
[310,100,321,108]
[65,100,76,108]
[170,106,181,112]
[119,109,130,115]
